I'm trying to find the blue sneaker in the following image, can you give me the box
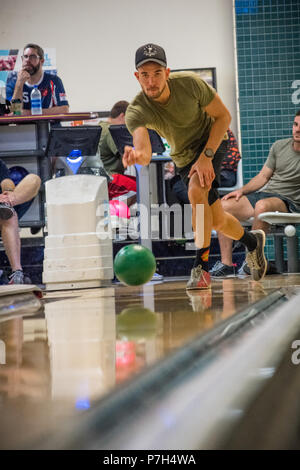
[210,261,235,278]
[151,272,164,281]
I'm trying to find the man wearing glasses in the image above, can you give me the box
[6,43,69,115]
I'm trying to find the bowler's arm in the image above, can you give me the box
[122,126,152,167]
[21,105,69,116]
[203,93,231,154]
[41,105,69,115]
[188,93,232,185]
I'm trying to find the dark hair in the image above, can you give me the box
[110,100,129,118]
[23,43,44,60]
[296,110,300,117]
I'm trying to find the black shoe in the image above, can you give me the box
[210,261,235,278]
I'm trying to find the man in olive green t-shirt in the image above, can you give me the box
[123,43,267,289]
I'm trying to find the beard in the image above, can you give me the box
[29,64,40,76]
[24,64,40,76]
[145,83,167,101]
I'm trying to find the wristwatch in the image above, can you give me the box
[204,148,214,159]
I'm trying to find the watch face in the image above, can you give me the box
[204,148,214,158]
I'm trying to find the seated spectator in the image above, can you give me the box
[97,100,137,206]
[98,101,129,175]
[6,43,69,115]
[0,159,41,284]
[210,110,300,278]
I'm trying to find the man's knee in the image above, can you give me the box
[221,196,252,222]
[188,183,209,204]
[254,199,285,216]
[221,198,236,214]
[17,174,41,194]
[28,173,41,189]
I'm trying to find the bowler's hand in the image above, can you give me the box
[188,156,215,189]
[122,146,139,168]
[222,189,243,202]
[0,191,16,206]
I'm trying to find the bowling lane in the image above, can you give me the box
[0,274,300,449]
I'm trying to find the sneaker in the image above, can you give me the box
[238,260,251,275]
[186,290,212,312]
[0,202,16,220]
[210,261,235,278]
[151,272,164,281]
[186,265,211,290]
[239,259,279,276]
[246,230,267,281]
[8,270,24,285]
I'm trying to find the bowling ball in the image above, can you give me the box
[117,306,159,340]
[8,166,29,186]
[109,199,130,219]
[114,244,156,286]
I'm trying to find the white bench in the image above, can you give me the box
[258,211,300,273]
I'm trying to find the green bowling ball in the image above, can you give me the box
[117,306,158,340]
[114,244,156,286]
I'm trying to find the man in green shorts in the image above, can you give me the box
[123,43,267,289]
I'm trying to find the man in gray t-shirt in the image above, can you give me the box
[263,138,300,210]
[210,110,300,278]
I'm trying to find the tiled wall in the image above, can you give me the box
[235,0,300,261]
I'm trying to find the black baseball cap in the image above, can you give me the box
[135,43,167,69]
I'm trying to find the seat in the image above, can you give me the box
[258,211,300,273]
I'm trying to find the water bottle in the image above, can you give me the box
[30,85,42,115]
[66,149,84,174]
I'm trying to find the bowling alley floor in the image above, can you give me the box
[1,273,300,449]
